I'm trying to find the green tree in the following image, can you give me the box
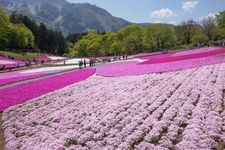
[0,26,11,49]
[0,7,9,27]
[117,25,143,54]
[69,30,103,57]
[144,24,177,50]
[8,24,34,49]
[176,20,199,44]
[0,8,34,50]
[143,27,156,52]
[109,41,122,55]
[217,11,225,39]
[100,32,114,56]
[191,32,209,45]
[218,11,225,29]
[0,8,10,49]
[37,23,49,52]
[202,16,218,41]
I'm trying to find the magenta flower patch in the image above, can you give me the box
[97,53,225,77]
[0,68,95,111]
[0,74,44,86]
[140,48,225,65]
[36,56,51,62]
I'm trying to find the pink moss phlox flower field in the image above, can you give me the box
[0,74,44,86]
[141,53,174,60]
[0,56,25,69]
[36,56,51,62]
[172,47,221,56]
[2,64,225,149]
[128,52,162,59]
[129,47,220,60]
[0,68,95,111]
[96,54,225,77]
[140,48,225,64]
[0,69,63,86]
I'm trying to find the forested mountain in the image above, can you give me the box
[0,0,131,34]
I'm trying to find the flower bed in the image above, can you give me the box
[141,53,174,60]
[0,56,25,69]
[140,48,225,65]
[96,54,225,77]
[131,47,221,60]
[36,56,51,62]
[0,68,96,111]
[172,47,221,56]
[0,74,44,86]
[128,52,162,59]
[2,63,225,149]
[0,66,80,86]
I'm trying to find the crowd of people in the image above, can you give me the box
[78,55,129,69]
[78,58,96,69]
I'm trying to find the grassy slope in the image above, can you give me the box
[0,51,46,61]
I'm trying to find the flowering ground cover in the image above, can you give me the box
[2,63,225,149]
[0,57,25,69]
[0,66,80,86]
[0,74,44,86]
[172,47,221,57]
[128,52,162,59]
[140,48,225,65]
[96,53,225,77]
[134,47,220,60]
[36,56,50,62]
[37,56,67,62]
[141,53,174,60]
[0,68,95,111]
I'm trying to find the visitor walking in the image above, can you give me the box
[84,59,86,68]
[79,60,82,69]
[81,59,83,68]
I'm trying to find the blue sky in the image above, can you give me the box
[67,0,225,25]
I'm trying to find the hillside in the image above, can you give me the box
[0,0,131,34]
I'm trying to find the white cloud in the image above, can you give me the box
[152,20,177,25]
[153,20,164,23]
[205,13,219,19]
[182,1,198,11]
[168,21,178,25]
[150,8,176,18]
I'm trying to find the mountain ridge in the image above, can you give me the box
[0,0,131,34]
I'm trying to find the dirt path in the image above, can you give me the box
[0,113,4,150]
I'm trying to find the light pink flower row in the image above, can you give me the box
[2,63,225,149]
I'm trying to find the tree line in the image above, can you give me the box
[69,11,225,57]
[0,8,67,55]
